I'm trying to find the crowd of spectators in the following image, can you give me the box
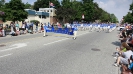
[113,24,133,74]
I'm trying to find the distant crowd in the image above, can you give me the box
[0,21,117,37]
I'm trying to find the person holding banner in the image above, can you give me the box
[43,24,47,37]
[73,25,78,40]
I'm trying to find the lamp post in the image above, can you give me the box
[41,12,42,23]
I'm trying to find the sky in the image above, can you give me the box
[6,0,132,22]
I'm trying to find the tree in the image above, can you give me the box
[25,2,32,9]
[33,0,118,23]
[4,0,28,22]
[61,0,72,8]
[110,14,118,23]
[124,12,133,23]
[123,3,133,23]
[56,7,76,23]
[0,0,5,8]
[71,1,83,21]
[33,0,49,11]
[82,1,96,22]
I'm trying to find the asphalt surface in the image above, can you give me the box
[0,30,119,74]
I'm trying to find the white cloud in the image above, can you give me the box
[94,0,132,22]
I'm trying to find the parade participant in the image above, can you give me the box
[97,24,100,32]
[107,24,110,32]
[90,24,93,32]
[43,24,47,37]
[73,25,78,40]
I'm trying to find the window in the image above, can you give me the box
[47,10,49,12]
[51,10,52,12]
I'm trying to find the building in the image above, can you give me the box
[39,8,57,24]
[3,8,57,27]
[25,9,49,24]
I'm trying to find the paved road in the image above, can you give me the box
[0,30,119,74]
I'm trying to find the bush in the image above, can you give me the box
[30,20,40,24]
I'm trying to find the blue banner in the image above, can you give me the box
[44,26,74,35]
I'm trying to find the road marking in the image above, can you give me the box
[0,36,43,45]
[44,32,89,46]
[0,53,13,58]
[44,38,69,45]
[0,43,28,52]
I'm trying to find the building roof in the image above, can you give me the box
[36,11,49,16]
[39,8,55,10]
[25,9,49,16]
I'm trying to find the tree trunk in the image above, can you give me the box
[63,17,65,24]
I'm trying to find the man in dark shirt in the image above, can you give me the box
[35,22,38,33]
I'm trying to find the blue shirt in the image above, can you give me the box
[129,63,133,70]
[74,26,78,31]
[44,26,48,31]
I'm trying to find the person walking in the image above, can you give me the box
[73,25,78,40]
[43,24,47,37]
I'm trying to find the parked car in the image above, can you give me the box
[117,26,125,31]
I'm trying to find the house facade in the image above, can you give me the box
[25,9,50,24]
[39,8,57,24]
[3,8,57,27]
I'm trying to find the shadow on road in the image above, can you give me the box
[112,41,121,46]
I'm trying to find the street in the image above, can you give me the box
[0,30,119,74]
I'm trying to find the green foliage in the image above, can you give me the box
[0,0,5,8]
[0,0,118,23]
[30,20,40,24]
[25,2,32,9]
[56,7,76,23]
[32,0,119,23]
[4,0,28,22]
[124,12,133,23]
[123,3,133,23]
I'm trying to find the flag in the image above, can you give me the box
[49,2,55,8]
[82,14,84,19]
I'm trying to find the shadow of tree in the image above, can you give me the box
[112,41,121,46]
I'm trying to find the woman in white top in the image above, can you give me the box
[22,22,25,31]
[10,22,14,32]
[114,46,133,67]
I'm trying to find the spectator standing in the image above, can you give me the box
[10,22,14,32]
[21,22,25,31]
[15,22,19,31]
[35,22,38,33]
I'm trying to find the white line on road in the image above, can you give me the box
[44,38,69,45]
[0,43,28,52]
[44,32,89,46]
[0,53,13,58]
